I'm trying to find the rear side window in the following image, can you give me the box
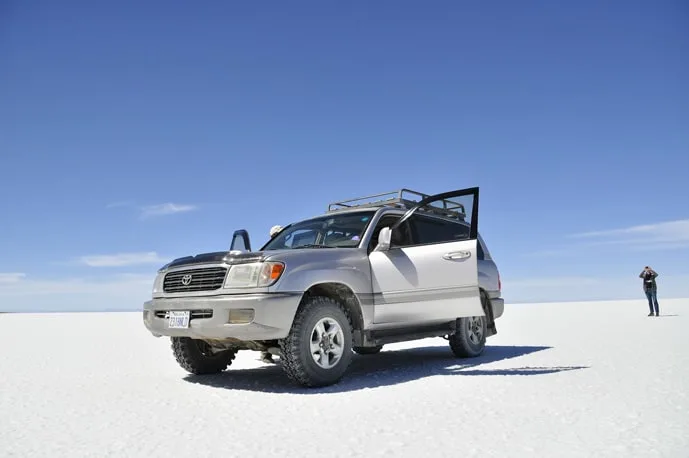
[412,215,470,245]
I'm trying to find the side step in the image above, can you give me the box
[353,317,497,347]
[353,322,456,347]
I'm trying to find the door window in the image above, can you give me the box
[368,215,413,251]
[411,215,471,245]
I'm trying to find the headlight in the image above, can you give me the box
[152,272,164,294]
[223,262,285,288]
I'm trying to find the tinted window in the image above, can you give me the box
[412,215,470,245]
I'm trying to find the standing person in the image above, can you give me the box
[639,266,660,317]
[259,224,283,364]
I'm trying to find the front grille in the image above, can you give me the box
[163,267,227,293]
[154,309,214,320]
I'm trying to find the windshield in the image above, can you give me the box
[262,211,376,250]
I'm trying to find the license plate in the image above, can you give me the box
[168,311,190,329]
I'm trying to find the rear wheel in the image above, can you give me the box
[171,337,238,375]
[279,296,353,387]
[449,316,486,357]
[449,293,489,358]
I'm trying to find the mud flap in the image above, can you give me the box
[484,296,498,337]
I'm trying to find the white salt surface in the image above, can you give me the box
[1,299,687,457]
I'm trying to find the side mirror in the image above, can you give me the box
[373,227,392,252]
[230,229,252,252]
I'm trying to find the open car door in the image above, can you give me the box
[230,229,251,253]
[368,187,484,325]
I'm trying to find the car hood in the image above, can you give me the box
[165,250,265,268]
[165,249,294,268]
[164,247,350,269]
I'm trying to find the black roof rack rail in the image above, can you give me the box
[327,188,466,221]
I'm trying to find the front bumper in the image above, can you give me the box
[142,292,302,341]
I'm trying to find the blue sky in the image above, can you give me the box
[2,0,688,311]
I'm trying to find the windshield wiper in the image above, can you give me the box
[297,244,335,249]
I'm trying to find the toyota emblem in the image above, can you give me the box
[181,274,193,286]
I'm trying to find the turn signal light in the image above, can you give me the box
[269,263,283,281]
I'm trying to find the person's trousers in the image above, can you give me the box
[645,289,659,315]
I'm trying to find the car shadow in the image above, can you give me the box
[182,344,589,394]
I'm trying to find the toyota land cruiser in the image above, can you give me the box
[142,187,504,387]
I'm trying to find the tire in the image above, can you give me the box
[171,337,238,375]
[279,296,353,388]
[448,293,489,358]
[353,345,383,355]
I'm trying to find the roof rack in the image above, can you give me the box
[327,188,466,221]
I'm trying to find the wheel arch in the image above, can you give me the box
[299,282,364,332]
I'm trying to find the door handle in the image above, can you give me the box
[442,251,471,260]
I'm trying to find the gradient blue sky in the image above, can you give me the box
[2,0,688,311]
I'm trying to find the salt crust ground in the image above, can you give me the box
[1,298,687,458]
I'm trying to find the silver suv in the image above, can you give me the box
[142,187,504,388]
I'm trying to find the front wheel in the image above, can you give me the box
[279,296,353,388]
[171,337,238,375]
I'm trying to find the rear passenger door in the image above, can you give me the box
[368,187,484,326]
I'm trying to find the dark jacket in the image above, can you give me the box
[639,270,658,291]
